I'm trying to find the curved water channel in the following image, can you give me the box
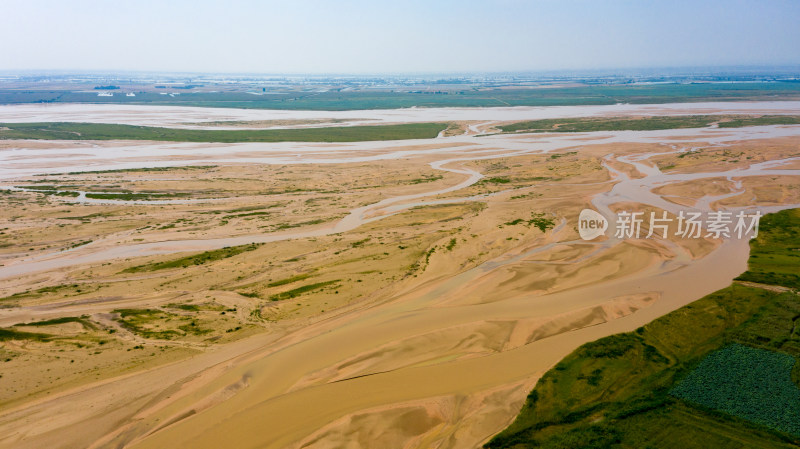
[2,124,800,281]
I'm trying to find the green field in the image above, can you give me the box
[122,243,262,273]
[497,115,800,133]
[736,208,800,289]
[486,208,800,449]
[0,122,449,143]
[670,344,800,436]
[3,82,800,110]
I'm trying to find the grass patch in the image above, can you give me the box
[735,208,800,289]
[15,316,96,330]
[350,238,371,248]
[270,280,340,301]
[113,308,182,339]
[549,151,578,159]
[123,243,262,272]
[0,283,90,302]
[497,115,800,134]
[54,190,80,197]
[503,213,555,232]
[267,273,313,287]
[0,328,53,341]
[718,115,800,128]
[273,218,329,230]
[482,177,512,184]
[65,165,214,175]
[223,211,272,219]
[0,122,449,143]
[85,192,191,201]
[165,302,226,312]
[408,174,444,184]
[66,239,92,249]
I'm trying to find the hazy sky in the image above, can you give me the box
[2,0,799,73]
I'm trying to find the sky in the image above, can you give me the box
[2,0,799,74]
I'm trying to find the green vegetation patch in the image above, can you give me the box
[267,273,313,287]
[165,302,226,312]
[478,176,552,187]
[718,115,800,128]
[671,344,800,436]
[85,192,191,201]
[549,151,578,159]
[113,308,176,339]
[54,190,80,197]
[113,308,211,339]
[0,328,53,342]
[482,177,512,184]
[736,208,800,289]
[503,213,555,232]
[273,218,329,230]
[65,165,214,175]
[0,122,449,143]
[16,316,96,330]
[497,115,800,134]
[122,243,262,273]
[408,174,444,184]
[270,280,340,301]
[0,283,93,302]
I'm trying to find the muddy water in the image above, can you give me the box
[119,239,750,449]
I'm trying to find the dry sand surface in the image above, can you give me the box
[0,103,799,449]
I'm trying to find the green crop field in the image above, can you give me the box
[0,122,449,143]
[486,208,800,449]
[718,116,800,128]
[736,208,800,289]
[497,115,800,133]
[670,344,800,436]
